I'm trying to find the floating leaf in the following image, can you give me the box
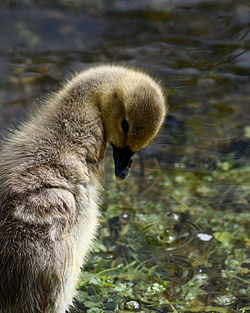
[214,232,234,244]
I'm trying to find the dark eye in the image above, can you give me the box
[121,118,129,134]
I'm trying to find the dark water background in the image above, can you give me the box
[0,1,249,312]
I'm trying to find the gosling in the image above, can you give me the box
[0,65,167,313]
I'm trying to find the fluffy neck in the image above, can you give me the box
[46,66,127,146]
[0,69,114,201]
[1,69,117,180]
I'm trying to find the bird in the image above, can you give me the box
[0,64,167,313]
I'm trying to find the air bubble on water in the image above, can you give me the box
[124,300,141,311]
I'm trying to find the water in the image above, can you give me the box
[0,1,249,312]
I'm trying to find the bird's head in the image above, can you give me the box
[97,66,167,180]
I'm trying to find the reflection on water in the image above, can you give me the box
[0,0,249,312]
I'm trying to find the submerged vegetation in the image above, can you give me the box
[74,139,250,313]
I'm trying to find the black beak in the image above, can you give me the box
[112,145,134,180]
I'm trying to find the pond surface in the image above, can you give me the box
[0,1,249,312]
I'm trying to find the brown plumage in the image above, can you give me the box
[0,65,167,313]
